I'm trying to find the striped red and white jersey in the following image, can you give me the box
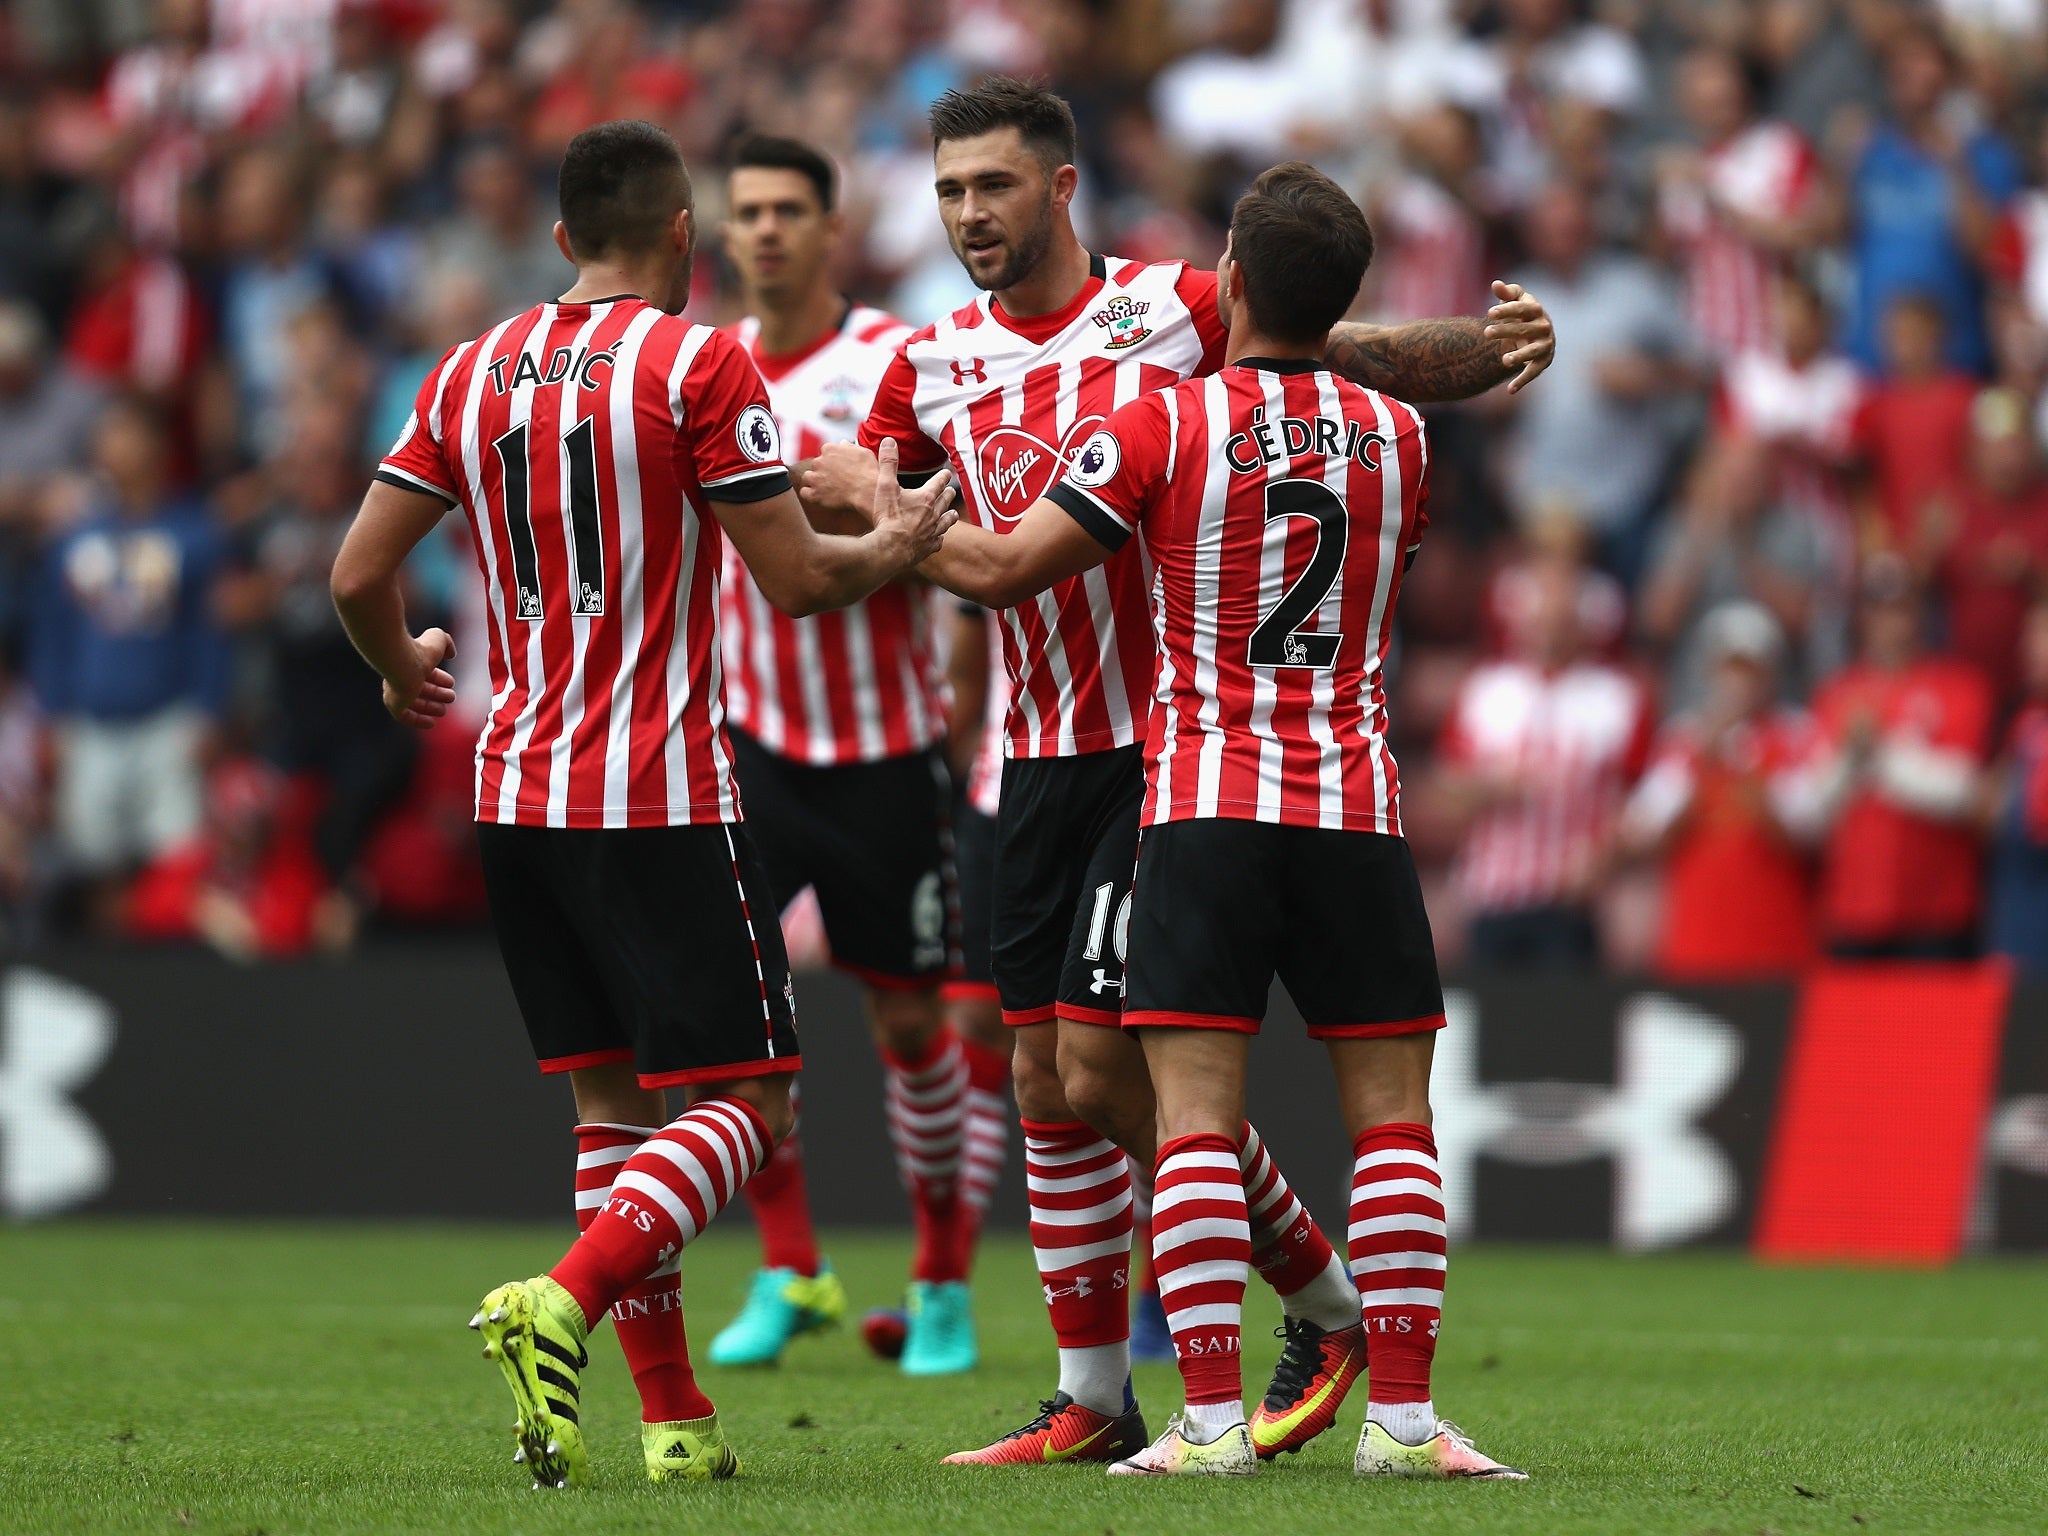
[859,252,1227,760]
[378,297,790,828]
[1047,360,1429,833]
[964,607,1010,817]
[718,305,946,764]
[1440,658,1653,913]
[1658,121,1818,358]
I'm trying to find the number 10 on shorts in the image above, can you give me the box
[1083,881,1132,964]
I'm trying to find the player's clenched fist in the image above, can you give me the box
[870,438,957,564]
[801,440,883,523]
[383,627,457,730]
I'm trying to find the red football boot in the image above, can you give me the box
[942,1393,1149,1466]
[1248,1318,1367,1459]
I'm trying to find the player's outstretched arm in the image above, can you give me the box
[714,440,957,618]
[331,479,458,730]
[912,492,1114,610]
[1325,281,1555,400]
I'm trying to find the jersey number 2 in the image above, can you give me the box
[493,420,605,621]
[1247,479,1347,669]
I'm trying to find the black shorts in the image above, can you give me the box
[478,821,799,1088]
[945,798,999,1002]
[1123,819,1446,1039]
[991,746,1144,1028]
[728,727,956,989]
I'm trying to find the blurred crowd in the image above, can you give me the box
[5,0,2048,976]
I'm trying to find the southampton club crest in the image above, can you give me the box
[1090,295,1151,350]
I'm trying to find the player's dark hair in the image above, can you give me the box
[1228,163,1374,348]
[729,132,836,212]
[558,120,693,260]
[927,76,1077,174]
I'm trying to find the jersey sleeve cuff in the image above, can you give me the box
[1047,483,1133,551]
[374,466,457,505]
[702,466,792,503]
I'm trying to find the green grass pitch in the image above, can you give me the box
[6,1222,2045,1535]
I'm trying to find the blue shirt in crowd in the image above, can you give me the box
[30,499,231,722]
[1846,124,2021,376]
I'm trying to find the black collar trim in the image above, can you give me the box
[1231,356,1322,374]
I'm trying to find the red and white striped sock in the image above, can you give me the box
[1023,1117,1133,1414]
[1152,1132,1251,1422]
[1129,1159,1160,1302]
[1349,1122,1446,1437]
[1241,1121,1359,1332]
[572,1123,711,1423]
[885,1028,970,1284]
[958,1036,1013,1267]
[740,1085,820,1277]
[550,1098,771,1329]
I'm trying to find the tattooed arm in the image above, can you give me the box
[1325,281,1556,401]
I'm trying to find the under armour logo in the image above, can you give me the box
[1044,1275,1094,1303]
[950,359,988,386]
[0,968,115,1217]
[1089,969,1123,996]
[1431,991,1743,1249]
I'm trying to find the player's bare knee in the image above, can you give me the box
[1059,1059,1148,1153]
[706,1073,798,1146]
[568,1061,664,1130]
[948,998,1008,1053]
[1010,1034,1071,1123]
[1327,1034,1435,1136]
[865,985,943,1058]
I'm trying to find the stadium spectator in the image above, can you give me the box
[8,0,2048,976]
[1656,45,1826,359]
[1441,0,1647,210]
[1715,270,1863,570]
[124,756,326,959]
[216,396,419,950]
[60,204,210,404]
[417,136,575,322]
[1854,291,1980,552]
[310,154,418,343]
[1917,386,2048,708]
[526,0,693,159]
[214,143,338,459]
[1503,181,1705,582]
[1640,433,1833,712]
[1150,0,1393,173]
[1484,510,1629,661]
[302,3,404,152]
[0,95,89,329]
[29,394,227,910]
[1367,104,1490,325]
[0,301,105,562]
[1811,556,1994,960]
[1622,602,1825,979]
[1842,20,2020,377]
[1986,598,2048,972]
[1439,555,1652,970]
